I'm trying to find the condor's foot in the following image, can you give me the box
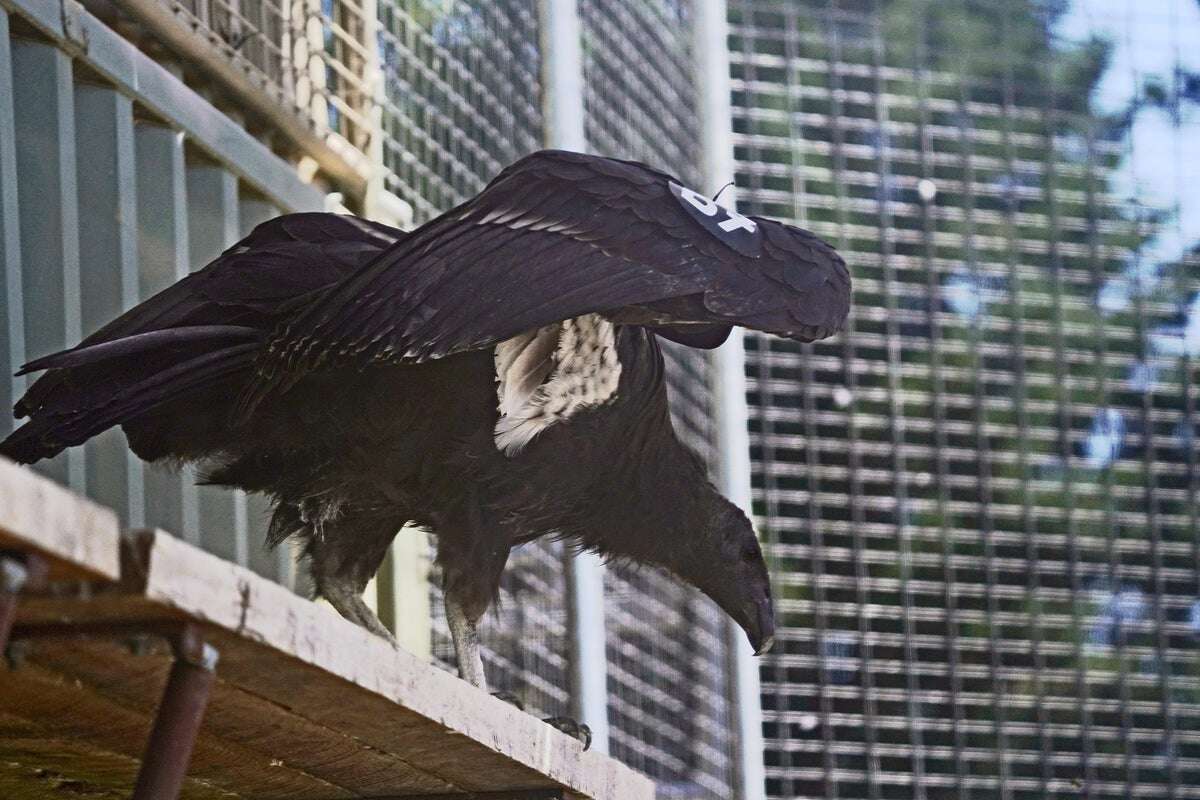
[321,579,398,646]
[491,690,524,710]
[490,694,592,750]
[543,716,592,750]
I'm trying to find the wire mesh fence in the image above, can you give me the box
[311,0,372,153]
[375,0,543,222]
[174,0,291,92]
[108,0,373,159]
[580,0,705,191]
[166,0,293,101]
[731,0,1200,797]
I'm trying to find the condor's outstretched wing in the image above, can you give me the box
[5,213,403,460]
[265,149,850,378]
[53,212,402,360]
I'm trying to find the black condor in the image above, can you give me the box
[2,149,849,701]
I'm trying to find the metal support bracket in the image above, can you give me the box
[8,618,219,800]
[132,624,220,800]
[0,551,45,655]
[59,0,89,53]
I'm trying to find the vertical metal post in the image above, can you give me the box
[237,197,279,235]
[694,1,766,797]
[377,525,432,658]
[0,11,26,441]
[75,84,145,526]
[131,626,219,800]
[187,164,250,567]
[11,40,84,492]
[0,556,28,655]
[135,122,200,542]
[538,0,610,755]
[0,552,43,655]
[539,0,586,151]
[305,0,329,130]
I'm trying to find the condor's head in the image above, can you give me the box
[654,488,776,656]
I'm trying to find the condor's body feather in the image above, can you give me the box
[1,150,851,669]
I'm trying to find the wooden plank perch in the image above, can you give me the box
[0,458,120,581]
[0,460,654,799]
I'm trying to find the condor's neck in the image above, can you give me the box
[574,332,719,563]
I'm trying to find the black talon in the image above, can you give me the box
[542,716,592,750]
[491,690,525,711]
[492,693,590,749]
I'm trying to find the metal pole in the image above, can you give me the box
[0,552,43,657]
[538,0,586,153]
[131,625,219,800]
[694,1,767,798]
[0,554,29,655]
[538,0,610,755]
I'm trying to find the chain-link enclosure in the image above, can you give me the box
[731,0,1200,797]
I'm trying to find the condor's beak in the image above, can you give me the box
[743,598,776,656]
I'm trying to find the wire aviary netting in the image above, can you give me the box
[732,0,1200,797]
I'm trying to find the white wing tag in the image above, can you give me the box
[669,181,762,257]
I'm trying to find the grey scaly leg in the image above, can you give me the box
[301,503,404,646]
[445,591,487,690]
[321,577,397,645]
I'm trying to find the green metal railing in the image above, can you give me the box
[0,0,322,585]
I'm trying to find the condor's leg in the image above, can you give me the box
[436,530,510,690]
[304,507,404,644]
[444,591,487,689]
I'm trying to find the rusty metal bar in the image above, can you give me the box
[8,616,218,796]
[0,551,43,655]
[0,556,27,654]
[131,624,219,800]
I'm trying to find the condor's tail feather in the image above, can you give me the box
[1,331,261,464]
[15,325,260,376]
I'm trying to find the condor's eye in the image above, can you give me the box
[741,544,760,561]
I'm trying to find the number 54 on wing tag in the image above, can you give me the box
[669,181,762,258]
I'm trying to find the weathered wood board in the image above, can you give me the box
[2,526,654,799]
[0,457,121,581]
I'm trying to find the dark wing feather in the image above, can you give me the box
[264,150,850,381]
[14,213,402,418]
[65,212,402,350]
